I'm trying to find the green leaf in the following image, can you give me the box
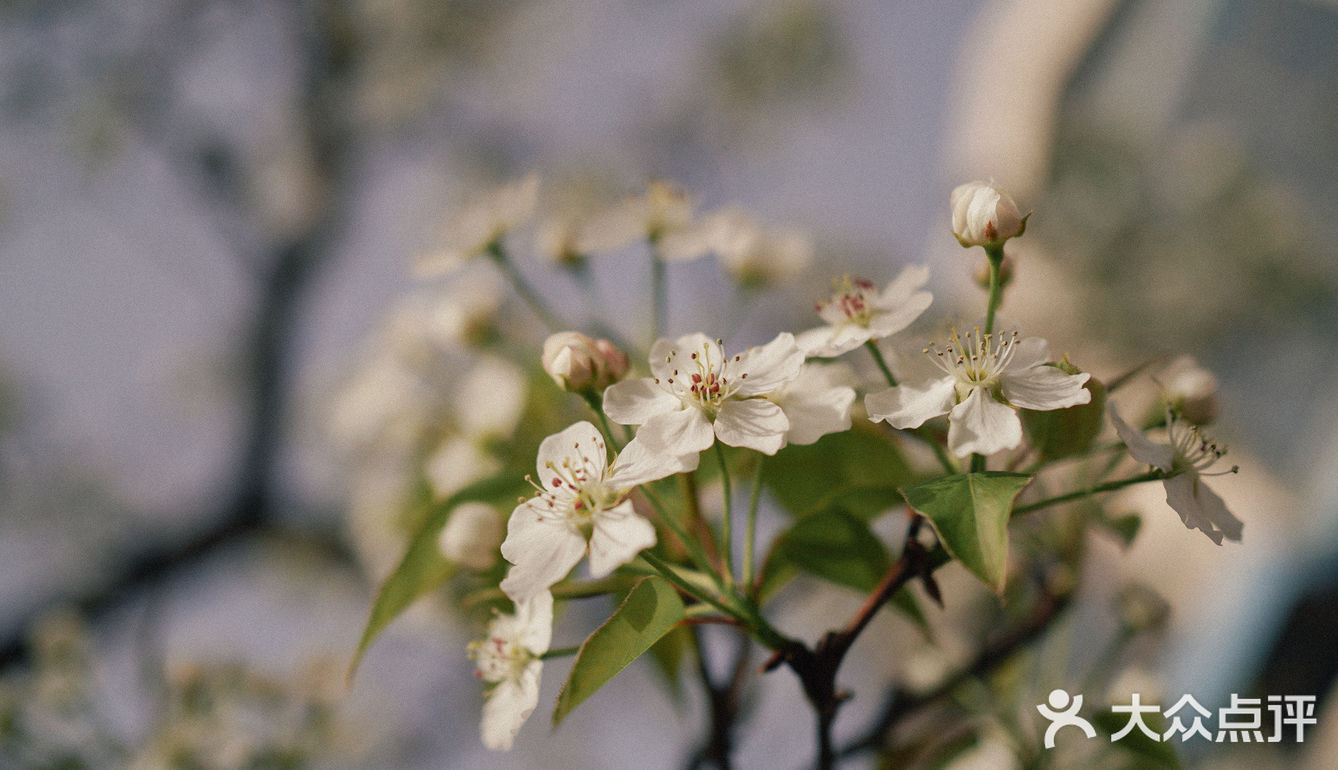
[1020,361,1107,461]
[899,472,1032,594]
[553,576,686,726]
[347,473,528,682]
[763,425,916,519]
[644,625,691,705]
[1092,710,1181,767]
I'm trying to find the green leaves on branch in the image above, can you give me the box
[348,473,528,682]
[763,426,917,519]
[553,576,686,726]
[900,472,1033,594]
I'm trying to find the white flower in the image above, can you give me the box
[795,266,933,357]
[425,436,501,500]
[469,591,553,751]
[439,502,504,570]
[694,207,813,285]
[865,329,1090,457]
[425,268,504,348]
[415,175,539,278]
[766,363,857,445]
[1108,402,1242,545]
[541,332,629,394]
[1159,356,1219,425]
[577,180,707,260]
[603,332,806,457]
[950,181,1024,247]
[499,422,687,602]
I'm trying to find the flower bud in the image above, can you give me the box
[950,181,1025,248]
[541,332,629,394]
[1161,356,1219,425]
[438,502,504,570]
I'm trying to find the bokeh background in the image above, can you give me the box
[2,0,1337,767]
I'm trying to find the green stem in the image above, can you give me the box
[743,455,764,594]
[715,442,735,590]
[970,453,986,473]
[649,238,667,344]
[583,393,624,453]
[639,484,724,591]
[640,551,741,622]
[982,244,1005,336]
[541,646,582,660]
[865,340,897,387]
[486,240,564,332]
[1012,470,1167,517]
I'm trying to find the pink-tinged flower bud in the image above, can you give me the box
[950,181,1025,248]
[541,332,629,394]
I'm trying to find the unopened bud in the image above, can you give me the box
[950,181,1025,248]
[541,332,629,394]
[438,502,504,570]
[1161,356,1219,425]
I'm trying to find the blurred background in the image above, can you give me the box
[1,0,1337,767]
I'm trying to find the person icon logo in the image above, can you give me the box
[1036,688,1096,748]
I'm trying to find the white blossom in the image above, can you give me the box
[499,422,688,602]
[415,175,539,278]
[577,180,707,260]
[766,363,857,445]
[603,332,806,457]
[469,591,553,751]
[1108,402,1242,545]
[1159,356,1219,425]
[865,329,1090,457]
[438,502,504,570]
[693,207,813,285]
[795,266,933,357]
[950,181,1024,247]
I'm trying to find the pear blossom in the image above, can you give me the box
[603,332,806,457]
[1159,356,1219,424]
[692,207,813,285]
[425,268,504,348]
[1108,402,1242,545]
[766,363,857,445]
[950,181,1024,248]
[541,332,629,394]
[795,266,933,358]
[438,502,504,570]
[499,422,689,602]
[578,180,709,261]
[865,328,1090,457]
[469,591,553,751]
[415,175,539,278]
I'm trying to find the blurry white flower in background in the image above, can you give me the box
[414,174,540,278]
[438,502,505,571]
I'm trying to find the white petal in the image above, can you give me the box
[865,377,955,429]
[587,503,658,576]
[946,387,1023,457]
[457,356,527,437]
[603,378,681,426]
[634,406,716,456]
[778,379,855,445]
[499,504,587,602]
[607,435,697,488]
[734,332,805,396]
[513,590,554,653]
[651,333,718,380]
[1108,402,1174,471]
[713,398,789,455]
[1163,474,1243,544]
[876,264,931,303]
[480,662,542,751]
[1001,364,1090,411]
[1004,336,1051,371]
[866,289,932,340]
[795,324,870,358]
[534,422,608,482]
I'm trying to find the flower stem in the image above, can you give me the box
[639,485,725,592]
[715,442,736,590]
[982,244,1005,336]
[540,646,581,660]
[864,340,897,387]
[583,393,624,453]
[639,551,742,622]
[743,455,764,594]
[649,237,667,344]
[485,240,564,332]
[1011,470,1167,517]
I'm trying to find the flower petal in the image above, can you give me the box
[795,323,870,358]
[714,398,789,454]
[875,264,931,305]
[634,405,716,456]
[651,333,718,380]
[1001,364,1090,411]
[1108,402,1174,471]
[534,421,607,482]
[946,387,1023,457]
[513,590,554,654]
[865,377,955,429]
[499,503,587,602]
[480,661,542,751]
[775,367,855,445]
[1163,474,1243,544]
[1003,335,1051,371]
[603,378,680,426]
[734,332,804,396]
[587,503,658,576]
[606,435,698,487]
[866,289,932,340]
